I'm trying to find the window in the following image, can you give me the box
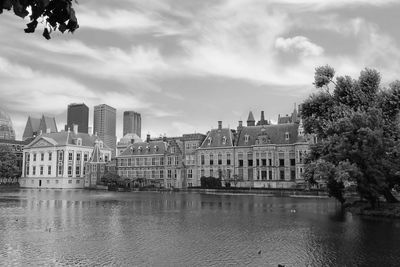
[208,137,212,145]
[41,153,44,161]
[33,154,37,161]
[76,153,81,161]
[105,155,108,162]
[248,153,253,167]
[59,151,63,161]
[285,132,290,141]
[269,170,273,180]
[192,143,197,149]
[239,159,243,167]
[227,169,231,179]
[152,157,156,166]
[218,153,222,165]
[290,159,295,166]
[186,143,191,150]
[218,169,222,179]
[222,136,227,145]
[187,169,193,178]
[68,152,73,161]
[32,166,36,175]
[201,169,205,177]
[174,170,177,178]
[167,157,172,165]
[261,170,267,180]
[210,154,214,165]
[227,154,231,165]
[84,153,88,161]
[280,170,285,180]
[68,166,72,177]
[76,180,80,184]
[58,164,62,175]
[48,166,51,175]
[201,154,205,165]
[167,169,172,178]
[76,166,80,176]
[256,159,260,166]
[68,180,72,184]
[143,158,148,166]
[48,153,52,161]
[268,159,272,166]
[160,170,164,179]
[244,135,249,143]
[40,166,44,175]
[291,170,296,180]
[175,157,179,165]
[47,180,50,184]
[55,180,59,184]
[160,157,164,165]
[26,165,30,175]
[210,169,214,177]
[279,159,285,167]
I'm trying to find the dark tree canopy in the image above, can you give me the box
[0,0,79,39]
[0,145,21,178]
[302,65,400,206]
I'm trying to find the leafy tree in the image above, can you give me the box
[0,0,79,39]
[0,145,21,179]
[303,65,400,206]
[200,176,222,189]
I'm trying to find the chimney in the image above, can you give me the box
[218,121,222,130]
[46,128,51,134]
[131,139,134,144]
[146,134,150,143]
[261,111,265,122]
[73,124,78,134]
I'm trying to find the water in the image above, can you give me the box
[1,189,400,266]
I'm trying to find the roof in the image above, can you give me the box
[247,111,255,122]
[199,128,234,149]
[119,141,168,156]
[236,123,302,146]
[89,141,103,162]
[118,133,142,146]
[25,131,111,150]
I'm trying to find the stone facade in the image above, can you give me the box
[20,128,111,189]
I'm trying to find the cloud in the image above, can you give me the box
[275,36,324,56]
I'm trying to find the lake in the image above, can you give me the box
[1,189,400,266]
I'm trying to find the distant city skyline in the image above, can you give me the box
[1,0,400,140]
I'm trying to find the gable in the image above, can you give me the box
[29,137,56,148]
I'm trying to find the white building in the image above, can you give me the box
[20,126,112,189]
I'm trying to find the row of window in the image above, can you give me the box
[118,156,180,167]
[118,169,178,179]
[26,152,92,162]
[24,179,81,185]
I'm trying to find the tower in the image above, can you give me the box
[93,104,117,157]
[123,111,141,137]
[247,111,255,126]
[65,103,89,133]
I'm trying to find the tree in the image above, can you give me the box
[0,0,79,39]
[0,145,21,179]
[302,65,400,206]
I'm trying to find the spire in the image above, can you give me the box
[89,140,103,162]
[247,111,255,126]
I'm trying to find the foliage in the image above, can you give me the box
[0,145,21,178]
[100,172,121,184]
[0,0,79,39]
[200,176,222,189]
[303,65,400,206]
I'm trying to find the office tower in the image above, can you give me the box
[0,109,16,140]
[93,104,117,157]
[123,111,141,137]
[65,103,89,133]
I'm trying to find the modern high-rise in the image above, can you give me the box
[123,111,141,137]
[65,103,89,133]
[93,104,117,157]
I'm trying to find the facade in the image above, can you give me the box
[196,108,313,189]
[116,137,184,188]
[0,109,16,140]
[123,111,141,137]
[23,115,58,140]
[181,133,207,187]
[84,141,108,188]
[20,126,111,189]
[93,104,117,157]
[65,103,89,133]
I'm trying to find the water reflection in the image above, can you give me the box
[0,189,399,266]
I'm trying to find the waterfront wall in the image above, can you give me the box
[184,187,329,197]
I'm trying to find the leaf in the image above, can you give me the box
[42,28,51,40]
[24,20,38,33]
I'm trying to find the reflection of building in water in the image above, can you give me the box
[20,125,111,189]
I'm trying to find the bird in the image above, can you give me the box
[258,250,261,254]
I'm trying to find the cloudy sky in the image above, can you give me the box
[1,0,400,140]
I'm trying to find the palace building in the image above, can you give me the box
[20,125,112,189]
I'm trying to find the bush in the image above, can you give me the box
[200,176,222,189]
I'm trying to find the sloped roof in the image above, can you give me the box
[118,133,142,145]
[89,141,103,162]
[236,123,302,146]
[25,131,110,150]
[199,128,234,149]
[247,111,255,122]
[119,141,167,156]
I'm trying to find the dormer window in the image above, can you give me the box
[146,146,150,152]
[154,145,159,151]
[285,132,290,141]
[138,146,143,152]
[208,137,212,145]
[74,138,82,146]
[244,134,250,143]
[99,141,103,149]
[222,136,227,145]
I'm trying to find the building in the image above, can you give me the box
[65,103,89,133]
[84,140,109,188]
[197,121,236,186]
[116,135,184,188]
[181,133,207,187]
[22,115,58,140]
[116,133,142,156]
[0,109,16,140]
[123,111,141,137]
[196,108,313,188]
[20,125,112,189]
[93,104,117,157]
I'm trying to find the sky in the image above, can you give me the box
[1,0,400,140]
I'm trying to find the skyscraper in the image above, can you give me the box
[65,103,89,133]
[123,111,141,137]
[93,104,117,157]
